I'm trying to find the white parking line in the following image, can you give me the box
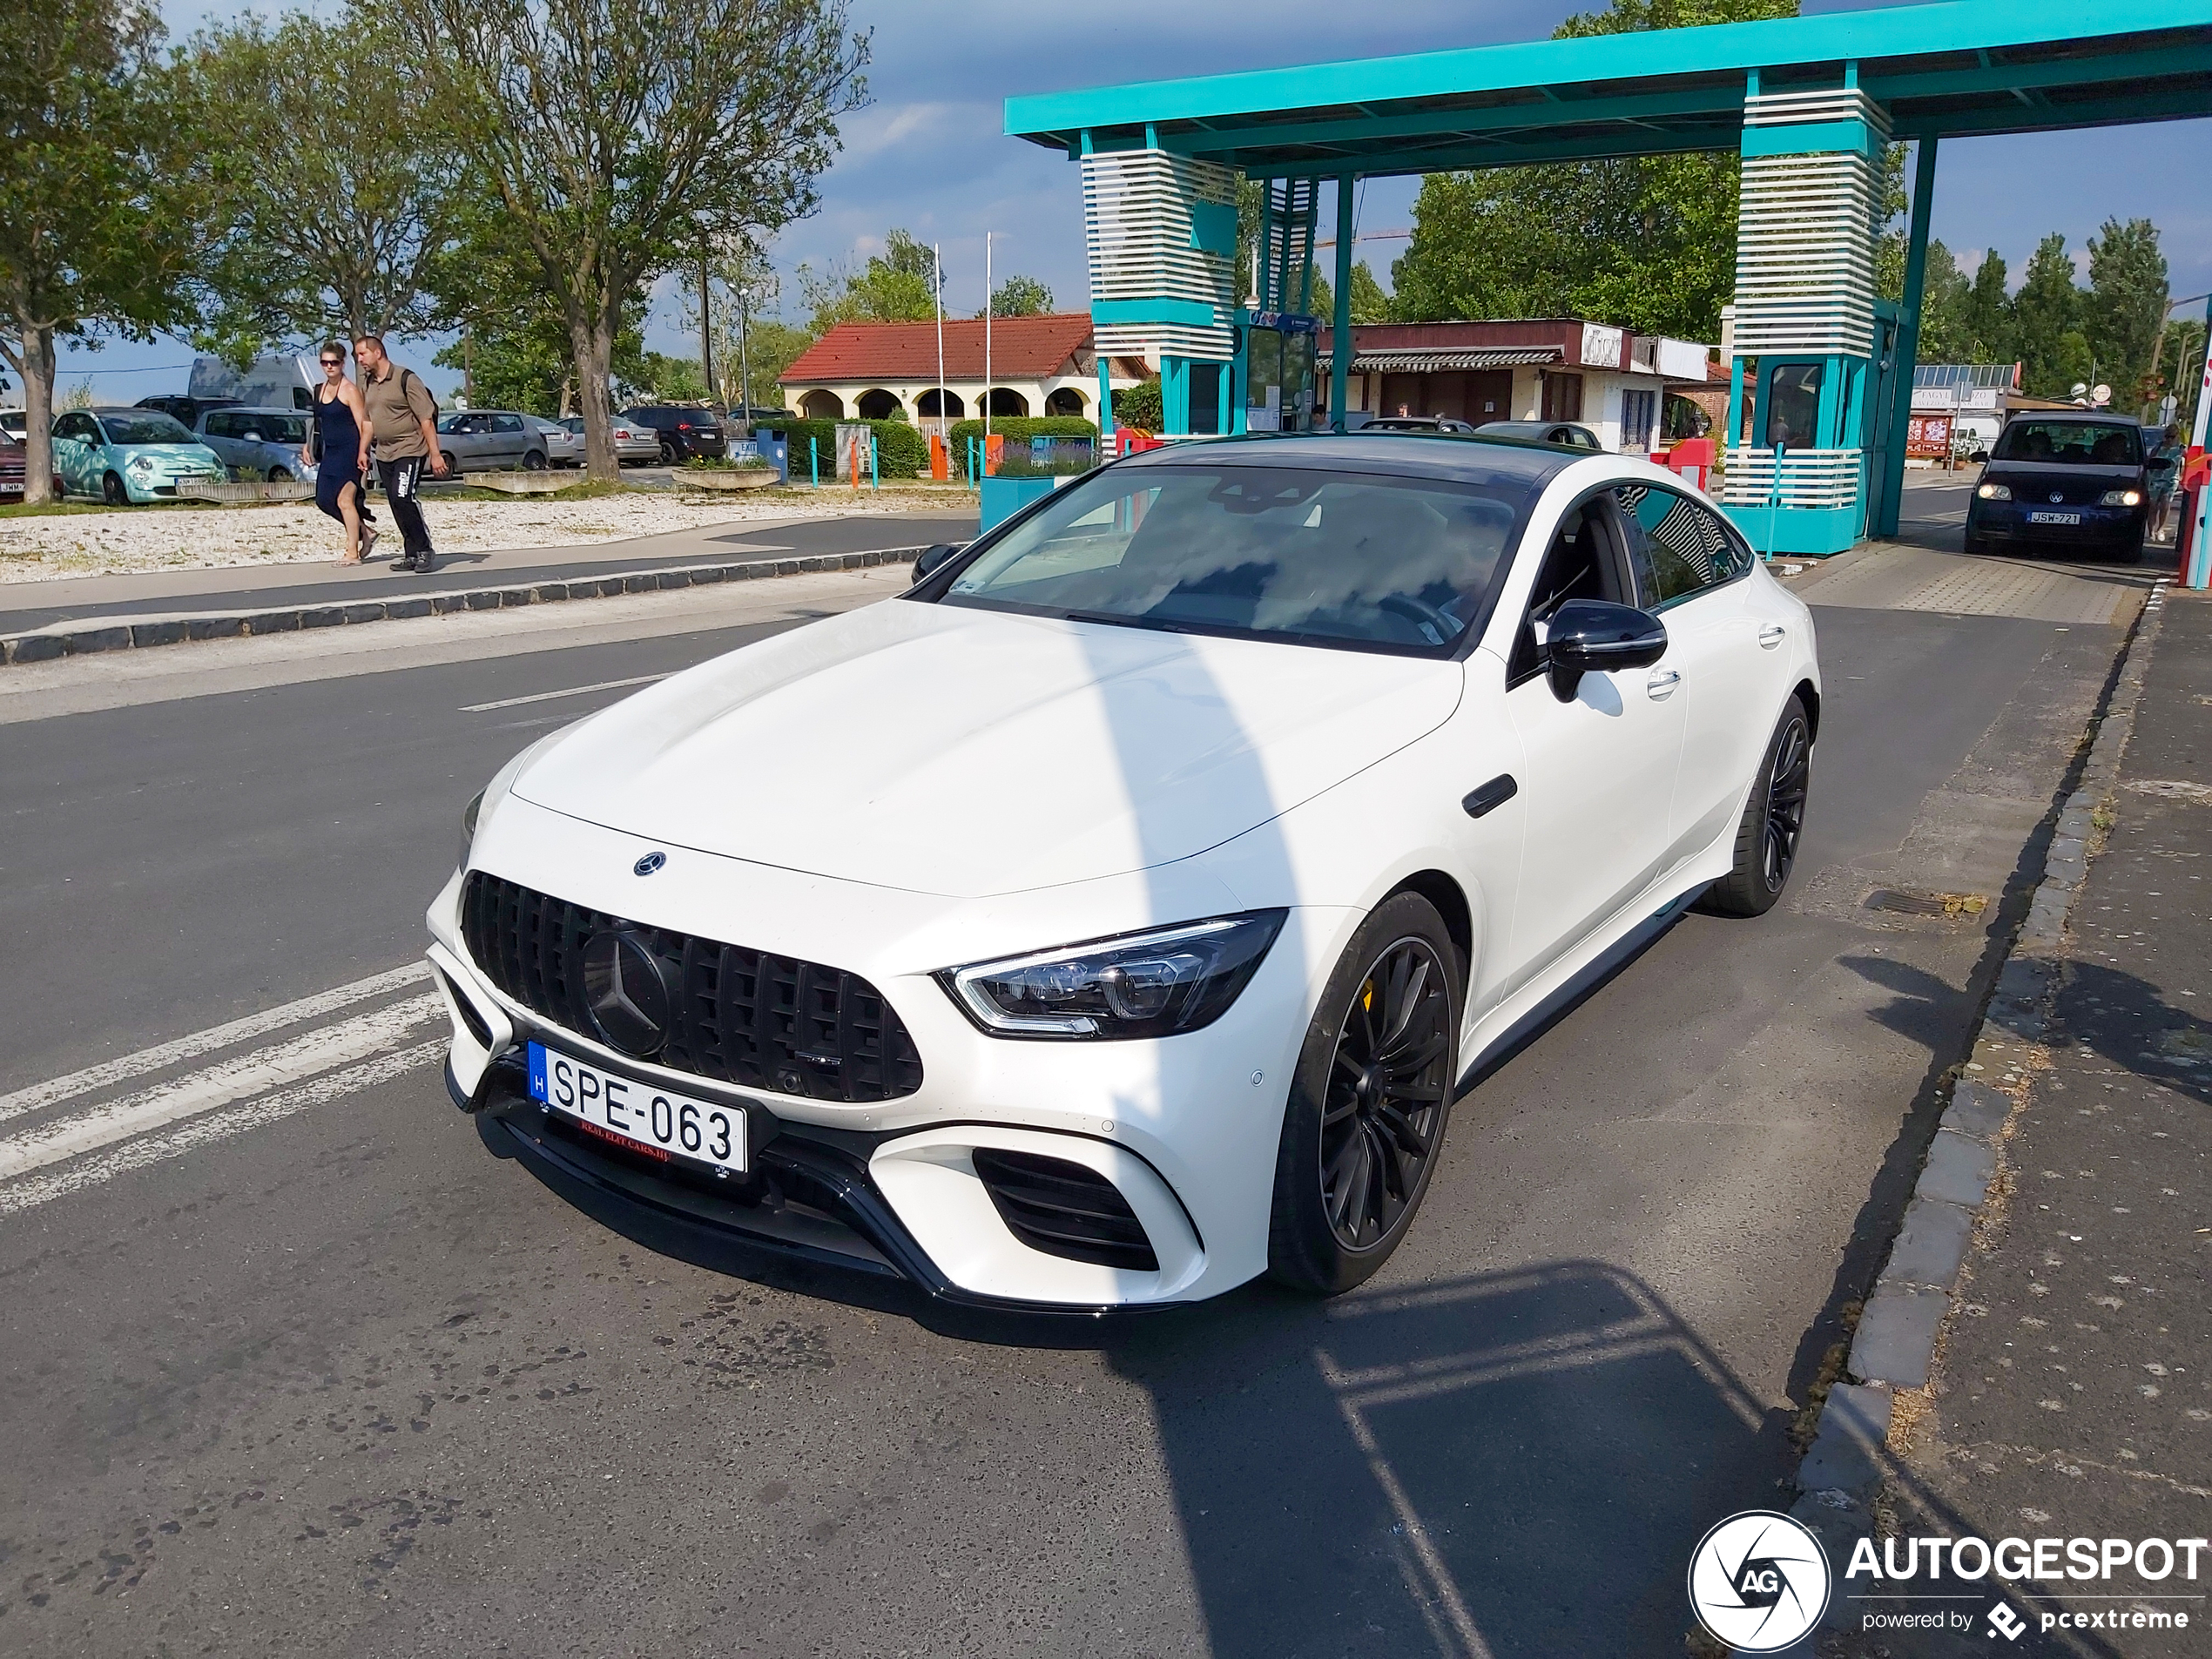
[0,993,442,1182]
[460,671,671,712]
[0,962,429,1127]
[0,1041,445,1217]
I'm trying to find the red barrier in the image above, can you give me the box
[1664,437,1717,495]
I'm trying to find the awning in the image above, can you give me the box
[1314,347,1563,373]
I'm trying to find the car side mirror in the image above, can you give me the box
[912,543,962,581]
[1969,450,1989,464]
[1545,598,1668,702]
[239,430,262,443]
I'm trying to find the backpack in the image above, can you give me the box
[401,366,441,421]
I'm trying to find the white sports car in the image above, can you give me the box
[427,433,1819,1311]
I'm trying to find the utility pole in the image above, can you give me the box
[462,330,473,408]
[933,243,948,447]
[737,257,754,437]
[984,232,994,441]
[699,231,716,408]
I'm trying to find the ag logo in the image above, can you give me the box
[1688,1510,1831,1651]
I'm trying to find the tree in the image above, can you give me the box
[798,229,936,334]
[392,0,869,481]
[1960,250,2013,366]
[2014,233,2086,397]
[2083,217,2168,411]
[1914,240,1974,364]
[0,0,211,503]
[1392,0,1794,342]
[186,11,454,351]
[985,274,1053,318]
[1309,260,1391,326]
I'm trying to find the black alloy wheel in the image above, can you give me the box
[1760,711,1811,895]
[1319,938,1453,1251]
[1268,891,1463,1294]
[1701,692,1814,918]
[102,471,127,506]
[658,441,678,465]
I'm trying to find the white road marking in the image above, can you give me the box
[0,993,442,1181]
[0,962,429,1127]
[0,1041,446,1217]
[461,671,671,712]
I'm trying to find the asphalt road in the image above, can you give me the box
[0,545,2140,1656]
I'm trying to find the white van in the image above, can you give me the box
[187,354,318,412]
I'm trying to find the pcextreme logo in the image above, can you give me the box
[1688,1510,1832,1652]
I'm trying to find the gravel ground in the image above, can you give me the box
[0,485,974,583]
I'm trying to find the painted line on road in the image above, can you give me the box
[461,671,671,712]
[0,962,429,1127]
[0,993,442,1181]
[0,1040,445,1217]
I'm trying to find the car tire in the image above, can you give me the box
[523,449,547,471]
[101,471,127,506]
[658,441,678,466]
[1700,693,1813,919]
[1961,530,1991,556]
[267,468,292,483]
[442,451,461,477]
[1267,891,1462,1295]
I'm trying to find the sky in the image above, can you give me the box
[40,0,2212,403]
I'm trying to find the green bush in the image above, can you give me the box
[942,415,1099,455]
[1111,379,1162,432]
[759,417,925,479]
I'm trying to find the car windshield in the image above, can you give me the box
[937,463,1530,655]
[1993,420,2141,466]
[98,413,193,445]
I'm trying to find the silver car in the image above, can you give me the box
[535,420,585,468]
[195,406,313,482]
[559,415,658,465]
[432,409,550,473]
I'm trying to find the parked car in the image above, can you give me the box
[560,415,658,465]
[621,403,727,463]
[1964,411,2149,560]
[194,405,313,482]
[0,409,28,442]
[433,409,549,474]
[51,408,226,504]
[432,432,1821,1311]
[0,434,64,501]
[138,394,242,429]
[534,419,585,469]
[1359,415,1478,434]
[1475,419,1605,451]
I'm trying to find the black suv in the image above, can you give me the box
[621,405,726,463]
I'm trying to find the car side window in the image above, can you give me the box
[1507,492,1636,684]
[1613,483,1751,610]
[493,414,524,433]
[204,413,233,439]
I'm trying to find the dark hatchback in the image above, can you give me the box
[1964,412,2149,559]
[620,404,726,463]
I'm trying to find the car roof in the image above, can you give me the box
[212,405,304,415]
[2004,409,2138,425]
[1110,430,1581,489]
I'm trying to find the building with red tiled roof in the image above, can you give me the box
[778,314,1147,425]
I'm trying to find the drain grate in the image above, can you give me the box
[1865,888,1989,920]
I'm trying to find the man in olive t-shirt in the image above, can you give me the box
[354,334,449,572]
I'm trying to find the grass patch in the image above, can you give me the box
[0,497,223,518]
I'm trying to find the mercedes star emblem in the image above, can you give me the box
[633,850,666,876]
[581,929,672,1056]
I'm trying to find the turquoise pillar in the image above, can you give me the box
[1873,138,1938,540]
[1331,176,1355,431]
[1163,355,1190,435]
[1097,355,1112,450]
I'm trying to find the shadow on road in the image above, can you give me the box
[2054,958,2212,1109]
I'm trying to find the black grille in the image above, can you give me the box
[462,871,922,1103]
[969,1148,1158,1272]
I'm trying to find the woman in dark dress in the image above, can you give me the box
[305,341,379,564]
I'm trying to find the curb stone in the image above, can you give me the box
[0,545,929,667]
[1777,577,2168,1616]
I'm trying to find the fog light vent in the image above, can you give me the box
[969,1148,1158,1272]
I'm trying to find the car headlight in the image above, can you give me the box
[2101,489,2142,507]
[1976,482,2010,500]
[128,455,155,473]
[941,911,1287,1040]
[460,788,485,870]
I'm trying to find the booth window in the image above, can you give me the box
[1764,362,1823,450]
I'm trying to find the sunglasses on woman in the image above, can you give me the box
[320,357,344,368]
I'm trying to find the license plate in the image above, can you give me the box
[2027,510,2081,524]
[527,1042,747,1173]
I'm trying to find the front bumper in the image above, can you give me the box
[425,800,1347,1311]
[1967,500,2145,548]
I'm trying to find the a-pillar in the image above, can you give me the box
[1873,138,1939,540]
[1331,175,1355,431]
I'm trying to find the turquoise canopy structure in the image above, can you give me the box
[1005,0,2212,554]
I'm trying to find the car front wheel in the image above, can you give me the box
[1702,693,1812,918]
[267,467,292,483]
[102,471,128,506]
[1268,892,1461,1295]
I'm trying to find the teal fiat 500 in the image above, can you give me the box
[51,408,227,504]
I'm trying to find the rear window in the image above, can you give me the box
[935,463,1532,656]
[1993,421,2141,466]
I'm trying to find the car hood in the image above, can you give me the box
[510,598,1464,898]
[116,442,224,469]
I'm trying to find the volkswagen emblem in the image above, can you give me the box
[633,850,666,876]
[581,930,673,1057]
[2050,492,2064,503]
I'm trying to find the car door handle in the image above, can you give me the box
[1461,774,1518,819]
[1646,668,1682,698]
[1757,623,1787,649]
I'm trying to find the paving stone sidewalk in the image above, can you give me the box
[1825,588,2211,1657]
